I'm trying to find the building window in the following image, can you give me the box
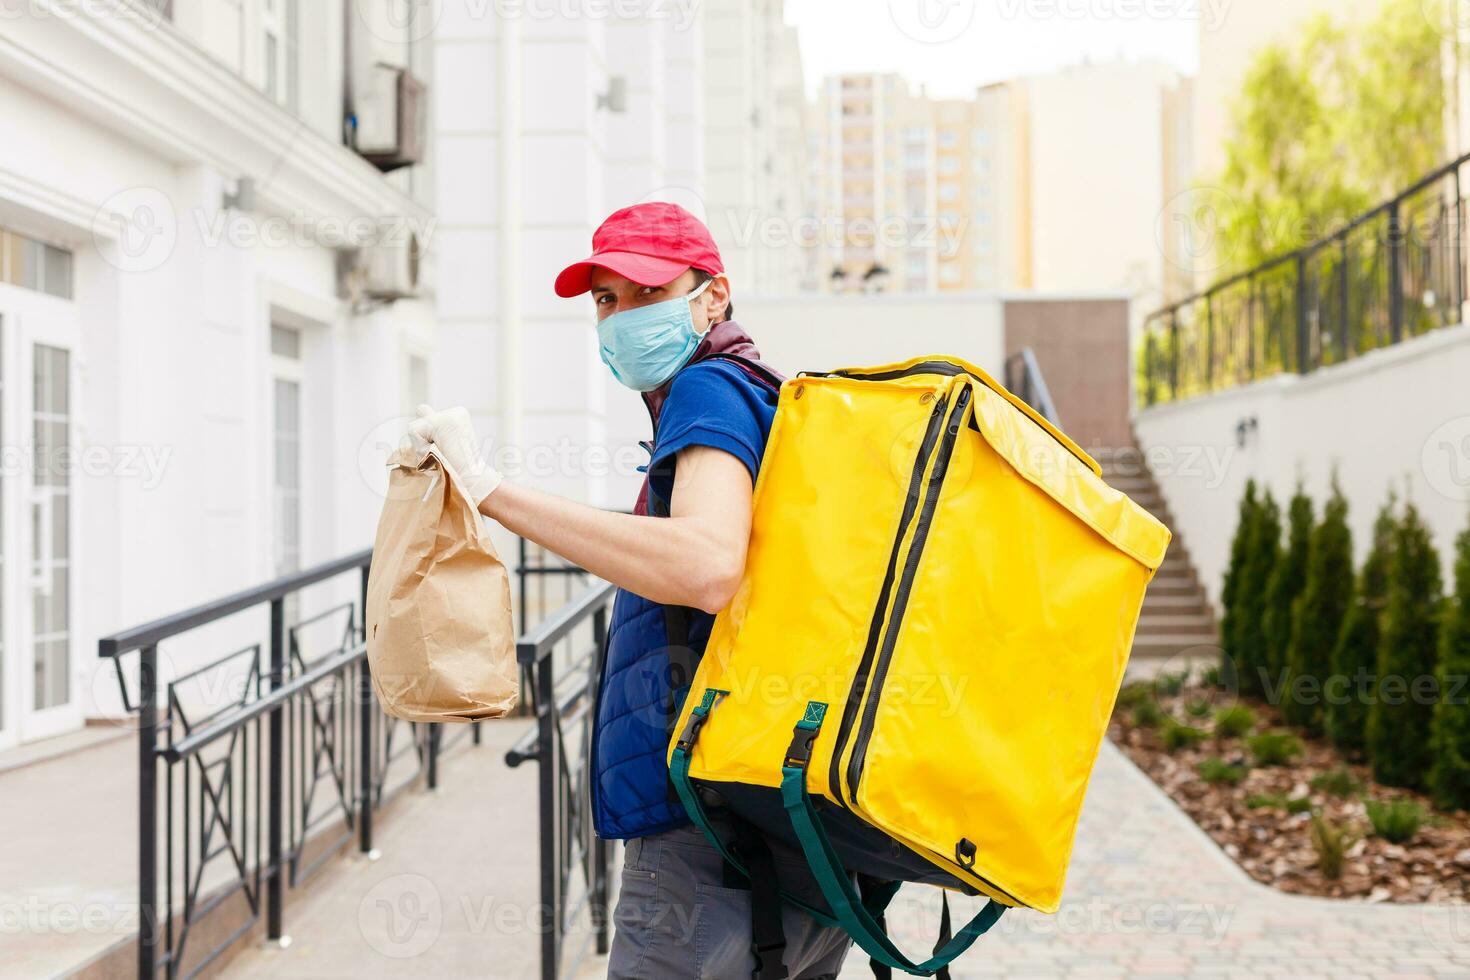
[32,344,70,711]
[938,131,958,149]
[271,326,302,578]
[406,353,429,413]
[0,229,73,301]
[262,0,300,112]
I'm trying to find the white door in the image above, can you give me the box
[0,282,81,746]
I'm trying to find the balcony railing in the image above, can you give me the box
[1139,151,1470,407]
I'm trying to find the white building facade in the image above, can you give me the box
[0,1,435,745]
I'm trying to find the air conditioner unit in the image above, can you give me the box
[356,64,426,173]
[361,232,423,301]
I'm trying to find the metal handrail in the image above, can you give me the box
[1140,148,1470,406]
[99,548,372,659]
[1005,347,1061,426]
[517,580,616,664]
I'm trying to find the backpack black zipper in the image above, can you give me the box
[827,389,951,807]
[845,385,971,799]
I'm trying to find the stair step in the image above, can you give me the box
[1147,577,1200,596]
[1136,615,1216,635]
[1130,633,1222,658]
[1142,593,1210,610]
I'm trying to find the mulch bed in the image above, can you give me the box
[1108,677,1470,903]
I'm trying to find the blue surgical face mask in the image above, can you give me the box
[597,278,715,391]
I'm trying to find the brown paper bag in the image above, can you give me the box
[365,446,517,722]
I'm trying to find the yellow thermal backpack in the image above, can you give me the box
[667,355,1171,977]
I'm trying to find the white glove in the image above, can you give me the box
[402,404,503,504]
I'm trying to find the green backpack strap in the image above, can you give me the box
[779,701,1007,978]
[668,690,840,928]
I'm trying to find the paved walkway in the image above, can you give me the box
[845,745,1470,979]
[208,717,1470,980]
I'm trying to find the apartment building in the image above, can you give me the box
[702,0,810,296]
[810,62,1191,304]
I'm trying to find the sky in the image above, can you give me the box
[784,0,1201,99]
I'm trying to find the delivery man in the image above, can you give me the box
[406,202,853,978]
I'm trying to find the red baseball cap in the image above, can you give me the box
[554,202,724,298]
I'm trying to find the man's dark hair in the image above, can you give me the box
[692,269,733,322]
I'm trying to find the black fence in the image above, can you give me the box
[99,550,478,979]
[507,539,616,980]
[1140,152,1470,406]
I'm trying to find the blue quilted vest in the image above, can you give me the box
[589,354,780,840]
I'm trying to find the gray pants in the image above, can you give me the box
[607,821,853,979]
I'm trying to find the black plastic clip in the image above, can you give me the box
[784,728,817,768]
[751,940,790,980]
[955,837,978,869]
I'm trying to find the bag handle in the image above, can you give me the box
[779,701,1006,977]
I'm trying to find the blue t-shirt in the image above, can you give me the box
[645,358,779,513]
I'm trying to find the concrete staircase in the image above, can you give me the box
[1100,447,1219,659]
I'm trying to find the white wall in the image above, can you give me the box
[1024,61,1182,299]
[0,6,435,734]
[738,292,1006,376]
[1135,324,1470,610]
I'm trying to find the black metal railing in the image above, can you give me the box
[505,565,616,980]
[1004,347,1062,425]
[1140,151,1470,406]
[99,549,474,979]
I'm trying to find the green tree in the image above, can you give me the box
[1220,480,1259,685]
[1265,485,1314,691]
[1285,475,1353,733]
[1368,500,1443,789]
[1326,492,1397,753]
[1237,490,1282,696]
[1430,510,1470,810]
[1214,0,1445,275]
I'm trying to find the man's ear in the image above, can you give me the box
[700,275,731,324]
